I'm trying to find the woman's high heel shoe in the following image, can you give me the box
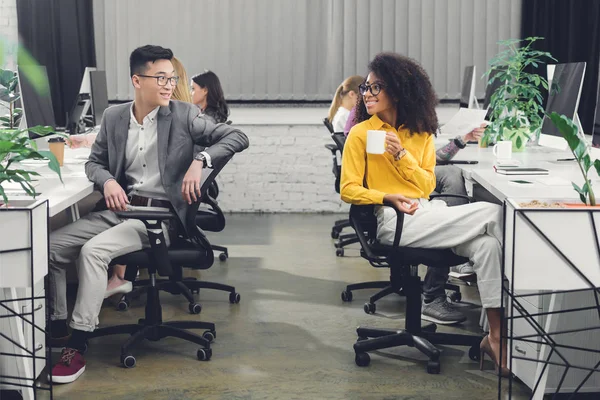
[479,335,511,377]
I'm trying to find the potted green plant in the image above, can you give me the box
[483,37,555,151]
[549,112,600,206]
[1,67,62,206]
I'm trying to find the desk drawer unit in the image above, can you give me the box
[0,200,48,289]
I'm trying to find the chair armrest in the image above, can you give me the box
[115,210,178,221]
[325,143,338,153]
[115,210,178,232]
[429,194,472,203]
[381,200,406,249]
[114,210,178,276]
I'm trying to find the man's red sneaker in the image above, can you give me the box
[50,348,86,384]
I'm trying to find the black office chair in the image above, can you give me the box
[117,159,240,313]
[323,117,334,134]
[89,210,216,367]
[341,194,466,312]
[197,194,229,261]
[322,119,359,256]
[348,203,482,374]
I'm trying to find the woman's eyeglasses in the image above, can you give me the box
[359,82,385,96]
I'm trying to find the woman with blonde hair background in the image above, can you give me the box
[171,56,193,103]
[328,75,363,132]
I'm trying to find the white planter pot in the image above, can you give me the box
[504,198,600,292]
[0,199,49,288]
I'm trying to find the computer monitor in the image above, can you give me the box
[483,66,507,110]
[460,66,478,109]
[66,93,92,134]
[67,67,98,133]
[78,66,97,95]
[539,62,586,150]
[90,70,109,125]
[16,65,56,139]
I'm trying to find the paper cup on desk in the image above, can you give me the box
[48,137,66,166]
[493,140,512,161]
[366,130,386,154]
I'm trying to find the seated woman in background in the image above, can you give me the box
[104,55,193,299]
[340,52,508,376]
[328,75,363,132]
[171,56,193,103]
[191,70,229,124]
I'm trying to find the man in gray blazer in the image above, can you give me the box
[48,45,249,384]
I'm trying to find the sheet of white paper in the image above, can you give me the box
[440,108,488,137]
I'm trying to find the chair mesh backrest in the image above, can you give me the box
[323,117,334,133]
[349,205,383,260]
[331,132,346,154]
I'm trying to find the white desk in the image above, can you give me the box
[0,146,94,399]
[442,142,600,397]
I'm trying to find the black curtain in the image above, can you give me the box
[522,0,600,137]
[17,0,96,128]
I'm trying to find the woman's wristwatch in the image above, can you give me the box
[453,136,467,149]
[394,148,407,161]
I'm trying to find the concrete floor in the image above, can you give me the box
[49,214,533,400]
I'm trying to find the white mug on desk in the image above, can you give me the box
[366,130,386,154]
[493,140,512,160]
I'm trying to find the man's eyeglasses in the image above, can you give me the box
[137,75,179,87]
[359,82,385,96]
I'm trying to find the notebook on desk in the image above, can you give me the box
[494,166,549,175]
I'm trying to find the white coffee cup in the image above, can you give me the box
[366,130,387,154]
[493,140,512,160]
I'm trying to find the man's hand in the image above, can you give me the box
[385,132,404,157]
[104,180,129,211]
[463,123,487,142]
[383,193,419,215]
[182,160,204,204]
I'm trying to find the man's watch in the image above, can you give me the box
[394,148,407,161]
[194,153,207,167]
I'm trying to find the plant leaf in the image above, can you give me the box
[36,150,63,182]
[583,154,592,172]
[572,182,588,204]
[594,159,600,177]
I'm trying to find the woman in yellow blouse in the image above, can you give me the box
[341,52,508,376]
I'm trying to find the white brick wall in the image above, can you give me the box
[215,124,349,213]
[0,0,18,69]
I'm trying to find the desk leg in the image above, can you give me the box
[1,288,35,400]
[66,204,81,222]
[532,293,563,400]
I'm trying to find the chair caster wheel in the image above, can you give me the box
[219,252,228,261]
[202,330,216,343]
[336,248,344,257]
[427,360,440,374]
[364,302,376,314]
[355,352,370,367]
[229,292,241,304]
[189,302,202,314]
[121,354,136,368]
[117,297,129,311]
[469,344,481,361]
[197,348,212,361]
[331,229,340,239]
[341,290,353,302]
